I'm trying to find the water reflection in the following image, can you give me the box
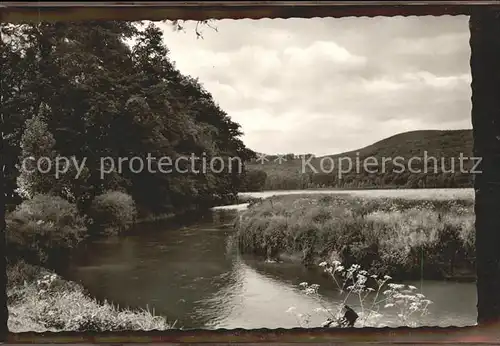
[244,257,477,327]
[60,208,477,329]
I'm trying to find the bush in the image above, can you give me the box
[88,191,137,235]
[6,259,40,289]
[6,194,87,265]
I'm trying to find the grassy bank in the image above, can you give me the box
[7,260,174,333]
[4,193,191,332]
[5,191,234,332]
[234,194,475,280]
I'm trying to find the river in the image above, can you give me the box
[60,189,477,329]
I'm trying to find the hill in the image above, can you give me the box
[240,129,474,191]
[323,129,472,161]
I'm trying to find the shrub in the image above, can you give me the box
[6,194,87,265]
[88,191,137,235]
[6,259,40,289]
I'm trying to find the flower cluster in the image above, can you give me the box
[287,261,433,328]
[36,273,59,296]
[382,283,432,325]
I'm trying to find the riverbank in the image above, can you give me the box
[7,260,174,332]
[6,201,228,332]
[234,193,475,281]
[4,192,199,332]
[135,195,260,224]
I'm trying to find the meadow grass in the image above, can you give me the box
[234,193,475,280]
[7,260,174,332]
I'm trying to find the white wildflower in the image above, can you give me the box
[314,307,328,313]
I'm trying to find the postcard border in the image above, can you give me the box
[0,1,498,344]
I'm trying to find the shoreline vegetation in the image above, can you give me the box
[6,190,476,330]
[234,193,475,282]
[5,192,254,332]
[4,20,256,331]
[7,260,173,333]
[4,192,180,332]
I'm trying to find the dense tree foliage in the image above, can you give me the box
[1,21,254,216]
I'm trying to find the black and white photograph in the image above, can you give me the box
[2,13,478,332]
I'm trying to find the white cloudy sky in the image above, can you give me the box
[157,16,471,156]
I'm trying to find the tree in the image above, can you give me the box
[0,19,254,336]
[169,19,218,39]
[1,21,253,215]
[16,104,90,204]
[0,24,39,208]
[241,169,267,192]
[16,103,57,199]
[0,30,8,337]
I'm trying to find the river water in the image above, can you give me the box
[61,189,477,329]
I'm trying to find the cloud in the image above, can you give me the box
[158,16,471,156]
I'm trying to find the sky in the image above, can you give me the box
[157,16,471,156]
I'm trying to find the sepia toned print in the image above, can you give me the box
[1,14,478,332]
[3,2,500,345]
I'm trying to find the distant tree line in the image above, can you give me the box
[240,156,474,192]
